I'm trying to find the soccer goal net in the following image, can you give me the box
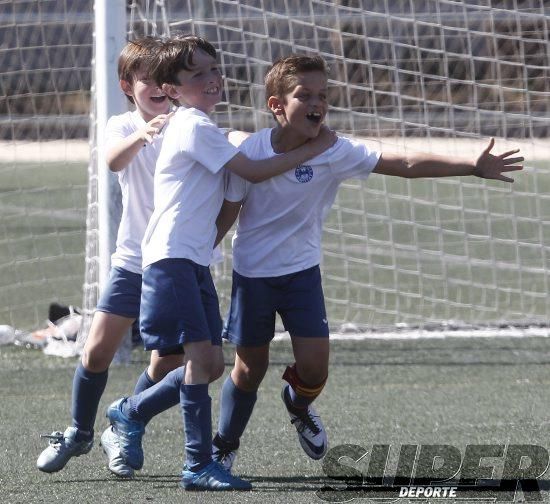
[2,1,549,341]
[0,1,91,332]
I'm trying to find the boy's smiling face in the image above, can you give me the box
[121,68,169,122]
[269,71,328,140]
[163,48,223,114]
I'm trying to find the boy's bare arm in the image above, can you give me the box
[224,126,337,183]
[106,112,173,172]
[215,199,242,247]
[373,138,524,183]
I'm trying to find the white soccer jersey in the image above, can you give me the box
[141,107,240,269]
[106,110,164,274]
[231,129,381,277]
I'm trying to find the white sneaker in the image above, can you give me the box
[37,427,93,473]
[281,385,328,460]
[100,426,134,478]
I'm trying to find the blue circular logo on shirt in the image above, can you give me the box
[295,164,313,183]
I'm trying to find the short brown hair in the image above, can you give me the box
[265,55,328,100]
[150,35,218,86]
[118,36,163,104]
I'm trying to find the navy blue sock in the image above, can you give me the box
[217,375,257,445]
[180,383,212,472]
[133,368,156,395]
[123,366,183,425]
[71,362,108,440]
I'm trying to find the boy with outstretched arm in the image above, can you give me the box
[211,54,524,472]
[36,37,183,478]
[103,37,336,491]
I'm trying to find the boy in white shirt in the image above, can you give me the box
[104,36,336,491]
[211,55,524,471]
[37,37,184,478]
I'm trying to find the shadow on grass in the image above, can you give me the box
[87,473,335,491]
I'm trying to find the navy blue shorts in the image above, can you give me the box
[96,266,142,319]
[223,265,329,347]
[140,258,223,351]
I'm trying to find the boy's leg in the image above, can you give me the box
[104,259,196,472]
[105,363,184,471]
[287,336,329,407]
[37,311,133,473]
[221,345,271,438]
[213,344,269,470]
[76,312,134,430]
[179,341,216,470]
[133,349,185,394]
[277,266,330,459]
[123,363,185,424]
[102,345,184,478]
[180,340,251,491]
[105,346,221,476]
[213,268,278,470]
[149,349,185,380]
[282,336,329,460]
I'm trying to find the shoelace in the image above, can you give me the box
[216,446,235,459]
[40,432,64,448]
[216,448,236,468]
[291,409,321,436]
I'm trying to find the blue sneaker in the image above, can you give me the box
[106,398,144,470]
[180,461,252,491]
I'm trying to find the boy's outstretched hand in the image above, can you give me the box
[141,111,175,144]
[473,138,524,183]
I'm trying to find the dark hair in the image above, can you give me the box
[118,36,163,104]
[265,55,328,100]
[150,35,218,86]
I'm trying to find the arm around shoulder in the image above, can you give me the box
[224,126,337,183]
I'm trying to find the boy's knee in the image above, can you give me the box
[297,363,328,386]
[209,359,225,383]
[149,353,184,381]
[287,361,328,390]
[233,361,267,391]
[206,344,225,382]
[81,349,110,373]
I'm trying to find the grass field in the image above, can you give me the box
[0,161,88,329]
[2,336,550,503]
[1,157,548,331]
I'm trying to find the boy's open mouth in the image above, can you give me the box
[150,95,167,103]
[306,112,322,124]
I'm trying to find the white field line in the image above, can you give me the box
[0,203,85,223]
[0,138,548,162]
[0,140,90,162]
[273,326,550,341]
